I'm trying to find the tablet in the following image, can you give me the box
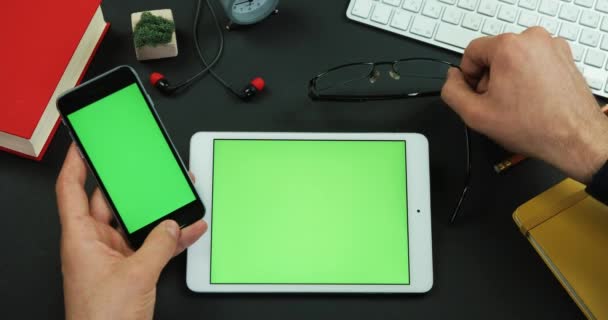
[187,132,432,293]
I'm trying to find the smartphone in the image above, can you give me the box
[57,65,205,248]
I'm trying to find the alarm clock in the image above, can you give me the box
[219,0,279,29]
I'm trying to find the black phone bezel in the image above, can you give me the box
[57,65,205,248]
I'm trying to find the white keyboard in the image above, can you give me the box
[346,0,608,98]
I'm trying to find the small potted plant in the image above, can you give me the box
[131,9,178,61]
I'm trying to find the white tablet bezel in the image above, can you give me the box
[187,132,432,293]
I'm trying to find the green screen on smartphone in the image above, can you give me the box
[67,83,196,233]
[210,140,409,284]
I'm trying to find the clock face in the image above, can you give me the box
[224,0,278,25]
[232,0,269,14]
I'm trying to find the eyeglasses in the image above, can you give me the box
[309,58,459,101]
[308,58,471,223]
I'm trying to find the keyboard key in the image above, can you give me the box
[383,0,403,6]
[371,4,393,24]
[457,0,479,10]
[352,0,374,18]
[410,15,438,37]
[443,7,464,24]
[602,17,608,32]
[482,19,504,34]
[585,49,607,68]
[575,62,585,73]
[539,17,560,34]
[601,35,608,51]
[504,24,527,33]
[574,0,594,7]
[435,22,480,48]
[422,1,445,18]
[518,11,539,26]
[596,0,608,12]
[462,12,483,30]
[569,42,586,61]
[559,23,580,40]
[478,0,499,16]
[583,68,606,90]
[403,0,423,12]
[605,81,608,92]
[585,75,605,90]
[497,5,518,22]
[558,4,580,22]
[580,11,601,28]
[390,10,413,30]
[538,0,560,15]
[519,0,539,9]
[580,29,601,47]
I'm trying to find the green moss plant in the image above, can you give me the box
[133,11,175,48]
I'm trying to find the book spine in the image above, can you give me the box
[513,179,588,234]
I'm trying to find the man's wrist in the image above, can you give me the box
[549,109,608,183]
[573,117,608,183]
[586,160,608,204]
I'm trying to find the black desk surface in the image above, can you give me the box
[1,0,599,318]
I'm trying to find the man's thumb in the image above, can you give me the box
[441,68,484,127]
[130,220,180,283]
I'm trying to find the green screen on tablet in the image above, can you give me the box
[210,140,409,284]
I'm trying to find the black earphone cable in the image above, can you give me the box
[172,0,237,95]
[194,0,238,93]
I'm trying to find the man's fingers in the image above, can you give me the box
[442,68,486,129]
[189,171,196,183]
[56,144,90,227]
[129,220,180,283]
[476,73,490,94]
[460,36,502,87]
[175,220,208,256]
[90,188,113,225]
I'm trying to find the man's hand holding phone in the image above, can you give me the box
[57,144,207,320]
[57,66,206,248]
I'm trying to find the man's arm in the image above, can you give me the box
[441,27,608,183]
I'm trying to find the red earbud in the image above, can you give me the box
[240,77,265,100]
[149,72,175,95]
[251,77,265,91]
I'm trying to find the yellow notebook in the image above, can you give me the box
[513,179,608,319]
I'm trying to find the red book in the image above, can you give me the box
[0,0,109,160]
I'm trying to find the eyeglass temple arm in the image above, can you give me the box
[449,125,472,224]
[308,91,442,101]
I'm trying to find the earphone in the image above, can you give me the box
[150,72,265,100]
[149,0,265,101]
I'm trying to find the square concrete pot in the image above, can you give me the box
[131,9,178,61]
